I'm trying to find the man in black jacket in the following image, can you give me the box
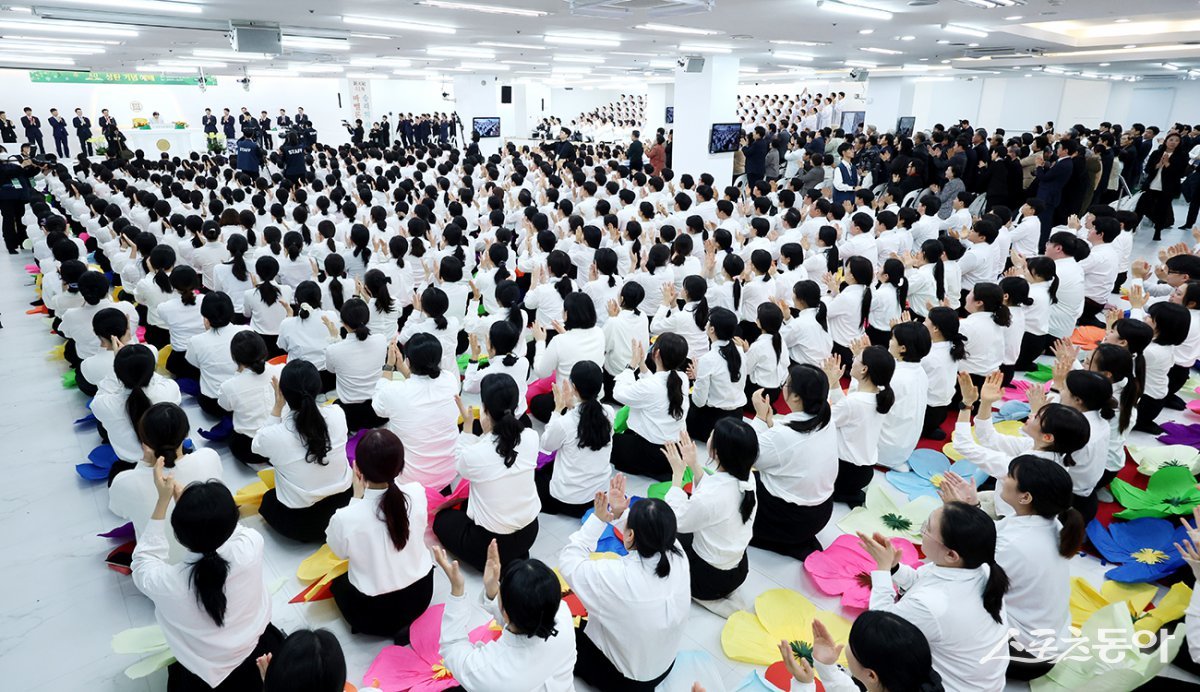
[201,108,217,134]
[73,108,93,156]
[742,126,769,185]
[627,129,644,172]
[551,128,576,162]
[20,107,43,156]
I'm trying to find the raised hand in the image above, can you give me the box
[432,546,465,597]
[938,470,979,506]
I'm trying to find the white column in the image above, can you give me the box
[644,82,675,136]
[671,55,740,181]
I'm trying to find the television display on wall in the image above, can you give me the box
[665,106,674,124]
[473,117,501,138]
[896,116,916,138]
[840,111,866,133]
[708,123,742,154]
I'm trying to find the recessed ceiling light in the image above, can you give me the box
[342,16,456,34]
[1099,62,1110,66]
[350,33,390,40]
[899,35,916,41]
[679,43,732,53]
[554,54,604,63]
[1004,15,1022,20]
[1114,18,1130,23]
[1024,73,1032,77]
[634,22,720,36]
[3,34,120,45]
[817,0,894,21]
[919,57,929,61]
[768,40,829,47]
[282,36,350,51]
[418,0,547,16]
[943,24,988,38]
[858,29,874,35]
[544,32,621,47]
[940,59,950,64]
[861,46,903,55]
[428,45,494,58]
[774,51,815,61]
[1124,44,1137,49]
[968,42,980,47]
[46,0,202,14]
[4,20,138,37]
[478,41,547,50]
[936,39,950,44]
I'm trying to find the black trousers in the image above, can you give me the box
[259,487,353,543]
[1072,489,1099,524]
[922,404,951,438]
[534,462,593,518]
[1167,364,1191,400]
[78,135,93,156]
[165,349,200,380]
[0,198,27,252]
[679,532,748,601]
[832,459,874,507]
[611,428,672,481]
[1078,297,1105,327]
[229,431,269,466]
[53,133,69,158]
[1135,395,1166,431]
[432,500,539,572]
[1014,332,1055,371]
[830,341,853,378]
[27,133,44,155]
[196,392,229,419]
[330,569,434,637]
[144,325,170,349]
[166,623,282,692]
[865,325,892,348]
[750,475,832,559]
[685,404,742,443]
[76,367,98,398]
[574,622,674,692]
[334,399,385,432]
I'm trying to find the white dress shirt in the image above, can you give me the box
[324,333,388,404]
[1025,283,1051,336]
[242,284,293,336]
[213,264,253,313]
[132,520,271,688]
[541,405,615,504]
[217,364,284,436]
[1077,242,1118,305]
[825,285,867,347]
[1048,258,1084,339]
[61,299,140,359]
[92,374,182,462]
[868,282,903,331]
[373,373,462,489]
[251,406,352,508]
[750,414,838,506]
[185,325,252,398]
[156,297,206,353]
[276,311,340,371]
[781,307,833,367]
[874,361,928,468]
[326,483,433,596]
[560,515,690,682]
[650,302,709,360]
[959,311,1005,375]
[830,388,881,466]
[922,341,957,407]
[532,327,606,381]
[602,310,650,376]
[665,471,756,570]
[456,428,541,533]
[1010,216,1041,257]
[870,563,1008,692]
[691,340,748,410]
[745,333,789,389]
[613,369,689,444]
[996,514,1071,650]
[464,357,530,416]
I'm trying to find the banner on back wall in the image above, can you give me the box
[350,79,371,124]
[28,71,217,86]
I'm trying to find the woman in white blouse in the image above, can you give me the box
[610,332,691,481]
[529,293,606,421]
[958,282,1011,404]
[434,373,541,571]
[276,281,340,393]
[662,419,757,604]
[326,429,433,638]
[251,360,353,543]
[323,298,388,431]
[779,280,833,367]
[433,542,576,691]
[861,502,1010,692]
[361,268,400,342]
[217,331,282,466]
[825,343,895,507]
[748,364,838,559]
[877,322,931,471]
[742,301,790,407]
[536,361,614,517]
[560,490,690,690]
[464,322,530,419]
[133,244,176,349]
[243,256,293,357]
[132,473,281,690]
[186,292,251,418]
[157,265,205,380]
[650,275,710,362]
[524,250,577,328]
[212,236,254,321]
[93,345,182,476]
[824,256,873,375]
[687,307,747,441]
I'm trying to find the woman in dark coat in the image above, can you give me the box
[1137,132,1189,239]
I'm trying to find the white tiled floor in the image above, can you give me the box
[3,212,1200,691]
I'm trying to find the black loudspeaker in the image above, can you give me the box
[501,86,512,104]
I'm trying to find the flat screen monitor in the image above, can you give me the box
[665,106,674,124]
[473,117,501,138]
[896,116,916,138]
[840,111,865,133]
[709,123,742,154]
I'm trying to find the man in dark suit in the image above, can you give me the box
[415,116,431,147]
[551,127,576,161]
[401,114,414,148]
[221,108,236,139]
[20,107,43,156]
[201,108,217,134]
[294,108,310,127]
[1034,149,1073,250]
[627,129,644,172]
[258,110,273,149]
[276,109,292,130]
[742,126,769,185]
[380,115,391,147]
[72,108,93,156]
[48,108,69,158]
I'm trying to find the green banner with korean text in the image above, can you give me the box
[29,71,216,86]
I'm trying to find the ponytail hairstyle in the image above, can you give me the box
[708,307,742,383]
[283,230,304,261]
[279,360,332,464]
[444,224,468,265]
[262,629,347,692]
[323,253,348,310]
[593,247,618,288]
[420,285,450,330]
[937,502,1009,624]
[230,330,268,375]
[1090,342,1138,433]
[1031,403,1090,467]
[654,332,690,419]
[293,281,322,320]
[480,373,524,467]
[1064,369,1115,421]
[999,275,1033,311]
[170,265,199,306]
[488,320,522,368]
[149,244,176,294]
[645,243,670,276]
[546,249,573,298]
[339,297,372,341]
[722,253,745,310]
[1007,455,1085,558]
[364,268,394,314]
[488,243,511,282]
[710,418,759,523]
[495,280,526,333]
[793,280,828,329]
[263,225,283,255]
[845,256,874,326]
[927,306,966,361]
[920,238,946,300]
[1026,256,1059,304]
[859,345,896,414]
[562,292,598,332]
[499,560,563,641]
[92,307,129,346]
[625,219,643,262]
[171,481,240,626]
[136,402,190,469]
[625,498,683,578]
[891,320,932,363]
[750,249,773,282]
[318,219,338,253]
[846,611,944,692]
[782,364,833,434]
[758,302,785,362]
[201,291,234,330]
[350,224,372,266]
[619,280,645,316]
[570,361,611,451]
[1146,301,1191,346]
[114,348,158,437]
[682,275,709,330]
[877,257,908,310]
[355,429,410,551]
[225,233,250,283]
[670,234,693,266]
[969,282,1011,326]
[255,256,282,306]
[405,332,444,379]
[817,225,841,273]
[388,235,408,271]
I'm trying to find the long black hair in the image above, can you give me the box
[499,559,563,641]
[1034,403,1090,467]
[355,429,410,551]
[339,298,372,341]
[919,238,946,301]
[722,253,744,310]
[1064,369,1115,421]
[262,629,347,692]
[653,332,689,420]
[1007,455,1085,559]
[708,307,742,383]
[877,257,908,311]
[149,244,176,293]
[758,302,784,363]
[927,306,965,360]
[846,611,944,692]
[170,265,198,306]
[420,285,450,331]
[405,332,443,379]
[481,373,524,468]
[230,330,268,375]
[892,321,932,363]
[494,280,526,333]
[938,502,1009,624]
[859,345,896,414]
[782,364,832,434]
[710,418,758,523]
[136,402,190,469]
[793,280,828,328]
[570,361,611,451]
[970,282,1011,326]
[114,345,156,433]
[323,254,348,310]
[171,481,240,627]
[1091,343,1138,433]
[845,256,873,326]
[364,268,394,314]
[255,256,282,306]
[625,498,682,578]
[279,360,332,464]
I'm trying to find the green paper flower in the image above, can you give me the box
[836,481,940,543]
[1112,466,1200,520]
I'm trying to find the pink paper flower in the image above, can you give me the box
[1002,379,1051,402]
[362,603,502,691]
[803,534,922,611]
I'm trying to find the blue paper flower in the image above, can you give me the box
[1086,518,1190,583]
[885,449,990,500]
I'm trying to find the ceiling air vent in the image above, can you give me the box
[567,0,716,18]
[963,46,1043,59]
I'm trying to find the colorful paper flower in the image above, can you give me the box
[1155,421,1200,448]
[942,419,1024,461]
[112,624,175,679]
[1003,379,1051,403]
[885,448,990,500]
[803,534,922,611]
[1085,518,1190,583]
[1069,577,1192,632]
[722,589,852,667]
[1111,466,1200,520]
[1128,444,1200,477]
[362,604,502,692]
[836,481,940,544]
[1024,362,1055,383]
[1028,601,1184,692]
[291,544,349,603]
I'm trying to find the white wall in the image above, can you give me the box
[673,56,740,181]
[368,78,453,120]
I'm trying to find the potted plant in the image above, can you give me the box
[206,132,226,154]
[88,135,108,156]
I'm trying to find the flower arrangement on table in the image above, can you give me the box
[132,118,149,129]
[205,132,226,154]
[87,135,107,155]
[173,121,187,129]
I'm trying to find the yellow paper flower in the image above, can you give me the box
[1069,577,1191,632]
[721,588,852,666]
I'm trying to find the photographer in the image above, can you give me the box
[0,147,38,254]
[279,132,309,185]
